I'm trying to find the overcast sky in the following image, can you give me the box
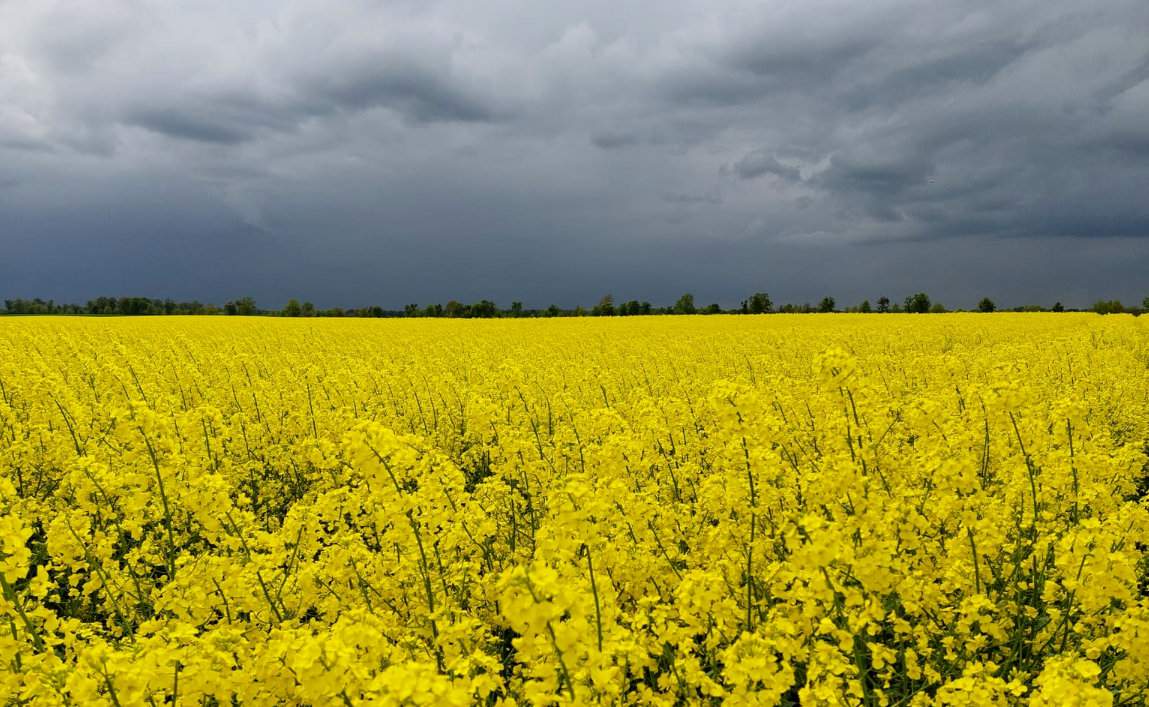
[2,0,1148,309]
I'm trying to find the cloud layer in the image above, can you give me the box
[2,0,1148,307]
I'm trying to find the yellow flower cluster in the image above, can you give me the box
[0,313,1147,705]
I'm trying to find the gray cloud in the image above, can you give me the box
[1,0,1148,309]
[663,191,722,205]
[591,132,641,150]
[129,109,255,145]
[304,57,497,124]
[730,150,803,181]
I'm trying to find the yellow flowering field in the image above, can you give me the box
[1,314,1148,705]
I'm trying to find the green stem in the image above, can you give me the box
[581,544,603,652]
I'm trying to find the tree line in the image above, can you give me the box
[4,293,1148,317]
[1,296,259,316]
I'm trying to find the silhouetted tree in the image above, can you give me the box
[4,298,58,314]
[510,301,524,317]
[87,297,116,314]
[703,303,722,314]
[122,297,164,315]
[592,294,615,316]
[978,297,996,313]
[284,299,302,317]
[1052,301,1064,312]
[818,296,835,313]
[470,300,497,318]
[859,299,872,313]
[673,293,696,314]
[877,296,890,313]
[300,301,315,317]
[779,303,814,313]
[904,292,931,313]
[224,297,257,316]
[744,292,773,314]
[1093,300,1124,314]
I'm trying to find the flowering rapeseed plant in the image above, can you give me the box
[0,313,1146,704]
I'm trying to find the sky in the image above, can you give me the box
[2,0,1148,310]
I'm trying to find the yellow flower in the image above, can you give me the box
[0,313,1145,703]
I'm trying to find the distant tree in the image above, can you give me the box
[87,297,116,314]
[424,303,444,317]
[640,301,652,315]
[510,301,524,317]
[1093,300,1124,315]
[404,303,419,317]
[1143,296,1149,311]
[231,297,257,316]
[703,303,722,314]
[745,292,773,314]
[301,301,315,317]
[470,300,498,318]
[859,299,872,313]
[284,299,302,317]
[930,302,947,313]
[978,297,996,313]
[545,304,560,317]
[818,296,836,313]
[444,300,466,318]
[4,298,58,314]
[1052,301,1065,312]
[592,294,616,316]
[114,297,158,315]
[904,292,931,314]
[673,293,696,315]
[779,303,814,313]
[877,296,890,313]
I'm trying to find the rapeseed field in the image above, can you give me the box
[0,314,1146,705]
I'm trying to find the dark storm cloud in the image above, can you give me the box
[730,151,802,181]
[2,0,1148,309]
[591,132,641,150]
[305,59,497,123]
[129,110,254,145]
[838,39,1035,112]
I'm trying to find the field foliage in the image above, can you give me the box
[1,314,1148,705]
